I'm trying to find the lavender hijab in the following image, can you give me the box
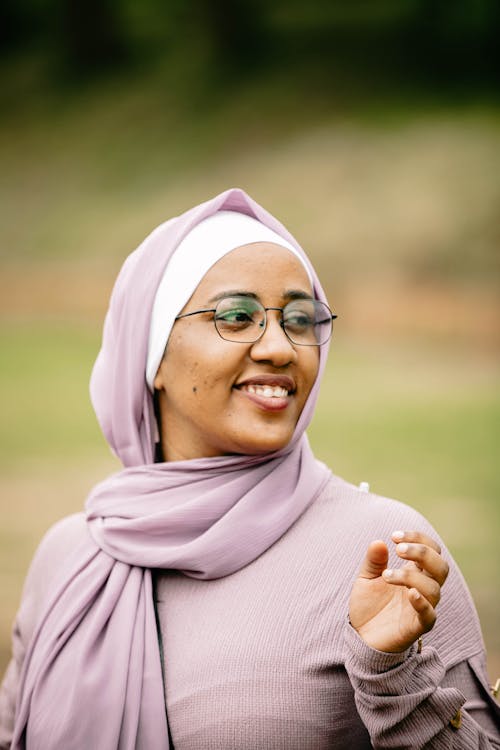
[12,188,332,749]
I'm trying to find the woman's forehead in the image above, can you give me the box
[192,242,313,297]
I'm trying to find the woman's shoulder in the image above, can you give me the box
[30,512,89,574]
[290,471,439,583]
[316,472,439,540]
[18,514,90,634]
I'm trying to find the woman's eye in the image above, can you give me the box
[216,309,254,326]
[284,313,313,330]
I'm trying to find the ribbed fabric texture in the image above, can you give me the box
[2,475,499,749]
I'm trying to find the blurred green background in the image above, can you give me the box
[1,0,499,683]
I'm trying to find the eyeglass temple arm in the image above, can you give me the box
[175,308,216,320]
[317,315,338,322]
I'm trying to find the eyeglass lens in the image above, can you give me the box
[214,296,333,345]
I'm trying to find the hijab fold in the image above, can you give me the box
[12,188,332,749]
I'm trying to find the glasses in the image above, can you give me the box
[175,295,337,346]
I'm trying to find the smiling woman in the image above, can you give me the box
[154,243,320,460]
[1,188,499,749]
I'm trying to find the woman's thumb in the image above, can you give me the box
[358,540,389,579]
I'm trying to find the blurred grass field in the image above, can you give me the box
[0,73,499,681]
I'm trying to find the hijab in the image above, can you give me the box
[12,188,332,749]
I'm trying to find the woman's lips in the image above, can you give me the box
[235,374,295,391]
[233,376,295,412]
[242,384,288,398]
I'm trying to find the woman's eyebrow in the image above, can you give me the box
[284,289,315,301]
[208,290,259,303]
[207,289,314,304]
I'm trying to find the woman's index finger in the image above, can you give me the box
[391,530,442,555]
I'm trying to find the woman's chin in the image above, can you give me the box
[231,429,294,456]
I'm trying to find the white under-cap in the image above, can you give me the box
[146,210,312,390]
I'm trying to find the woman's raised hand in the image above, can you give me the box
[348,531,449,653]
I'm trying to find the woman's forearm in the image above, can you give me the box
[344,623,500,749]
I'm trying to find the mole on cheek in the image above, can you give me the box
[192,386,197,394]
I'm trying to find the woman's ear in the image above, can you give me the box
[153,345,169,391]
[153,363,165,392]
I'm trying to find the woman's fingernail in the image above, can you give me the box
[384,569,394,579]
[392,530,405,540]
[397,543,409,554]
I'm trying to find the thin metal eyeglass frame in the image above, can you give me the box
[174,299,338,346]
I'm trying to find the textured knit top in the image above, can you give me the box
[1,474,499,749]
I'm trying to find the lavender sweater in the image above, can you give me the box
[1,475,499,749]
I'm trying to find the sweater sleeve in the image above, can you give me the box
[344,623,500,749]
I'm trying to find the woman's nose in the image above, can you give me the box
[249,312,297,366]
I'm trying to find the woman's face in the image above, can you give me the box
[153,242,320,461]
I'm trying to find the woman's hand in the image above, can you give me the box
[348,531,449,653]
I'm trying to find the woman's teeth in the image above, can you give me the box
[243,385,289,398]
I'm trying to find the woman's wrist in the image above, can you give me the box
[345,618,416,674]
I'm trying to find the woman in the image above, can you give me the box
[1,187,499,749]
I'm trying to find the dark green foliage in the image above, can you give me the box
[1,1,498,89]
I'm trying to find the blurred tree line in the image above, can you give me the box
[0,0,499,92]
